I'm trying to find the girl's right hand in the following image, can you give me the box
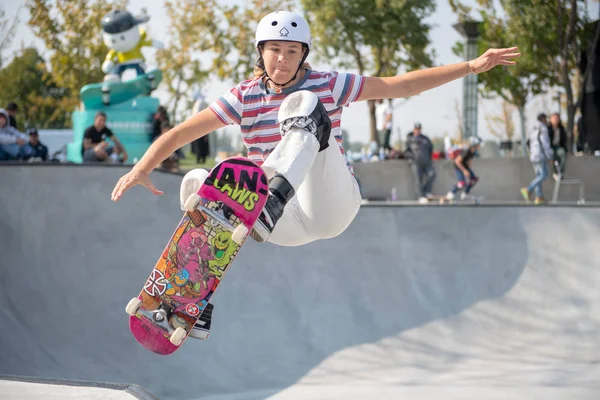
[111,168,164,202]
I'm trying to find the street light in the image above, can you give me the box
[453,21,482,143]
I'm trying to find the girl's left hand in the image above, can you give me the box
[469,47,521,74]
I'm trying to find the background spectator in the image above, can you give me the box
[6,102,18,129]
[548,112,568,179]
[405,122,436,203]
[26,128,49,161]
[152,106,169,143]
[375,99,393,152]
[190,93,212,164]
[521,113,553,204]
[82,112,128,163]
[0,108,31,161]
[159,121,181,172]
[192,135,210,164]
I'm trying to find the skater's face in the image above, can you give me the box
[0,115,6,128]
[262,41,306,83]
[550,114,561,127]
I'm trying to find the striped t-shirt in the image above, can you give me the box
[209,70,365,173]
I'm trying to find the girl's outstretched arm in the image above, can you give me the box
[111,108,227,201]
[357,47,521,101]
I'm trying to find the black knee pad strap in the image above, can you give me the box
[280,99,331,152]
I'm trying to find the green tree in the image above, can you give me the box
[301,0,437,145]
[450,0,595,152]
[27,0,128,114]
[157,0,223,122]
[0,47,69,129]
[449,1,555,154]
[0,5,22,68]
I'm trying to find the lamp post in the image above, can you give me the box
[453,20,482,144]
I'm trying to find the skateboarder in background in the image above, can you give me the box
[446,136,482,201]
[111,10,520,339]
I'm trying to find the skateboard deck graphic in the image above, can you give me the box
[127,157,269,355]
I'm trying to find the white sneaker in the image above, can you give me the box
[446,191,455,200]
[460,192,468,200]
[418,197,429,204]
[180,168,209,211]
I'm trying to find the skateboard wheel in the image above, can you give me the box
[170,327,187,346]
[184,193,202,212]
[232,225,249,245]
[125,298,142,316]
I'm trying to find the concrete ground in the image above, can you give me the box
[1,164,599,400]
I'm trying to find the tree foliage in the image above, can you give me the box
[156,0,223,122]
[0,5,22,69]
[26,0,128,113]
[301,0,437,144]
[450,0,596,151]
[0,47,69,128]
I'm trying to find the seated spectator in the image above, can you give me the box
[26,129,49,162]
[82,112,128,163]
[0,108,32,161]
[6,102,18,129]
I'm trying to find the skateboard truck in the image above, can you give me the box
[135,301,178,335]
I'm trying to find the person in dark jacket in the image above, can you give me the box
[405,122,436,203]
[26,129,49,161]
[151,106,169,142]
[548,112,568,179]
[6,102,18,129]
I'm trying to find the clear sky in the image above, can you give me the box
[3,1,599,145]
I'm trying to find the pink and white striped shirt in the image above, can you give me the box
[209,70,365,173]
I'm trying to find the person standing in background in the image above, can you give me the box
[375,99,393,153]
[521,113,553,204]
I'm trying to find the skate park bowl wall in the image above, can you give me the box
[67,96,159,164]
[1,164,600,400]
[354,156,600,202]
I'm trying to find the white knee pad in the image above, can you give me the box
[278,90,331,151]
[180,168,209,211]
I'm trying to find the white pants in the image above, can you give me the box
[261,128,362,247]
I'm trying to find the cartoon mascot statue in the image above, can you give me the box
[101,9,163,84]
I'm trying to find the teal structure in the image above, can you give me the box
[66,69,163,164]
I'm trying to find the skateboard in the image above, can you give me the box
[79,69,162,109]
[125,157,269,355]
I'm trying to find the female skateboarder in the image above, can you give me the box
[111,11,520,338]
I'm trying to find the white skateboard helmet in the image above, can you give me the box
[255,11,311,50]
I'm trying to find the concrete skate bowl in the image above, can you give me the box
[1,164,600,400]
